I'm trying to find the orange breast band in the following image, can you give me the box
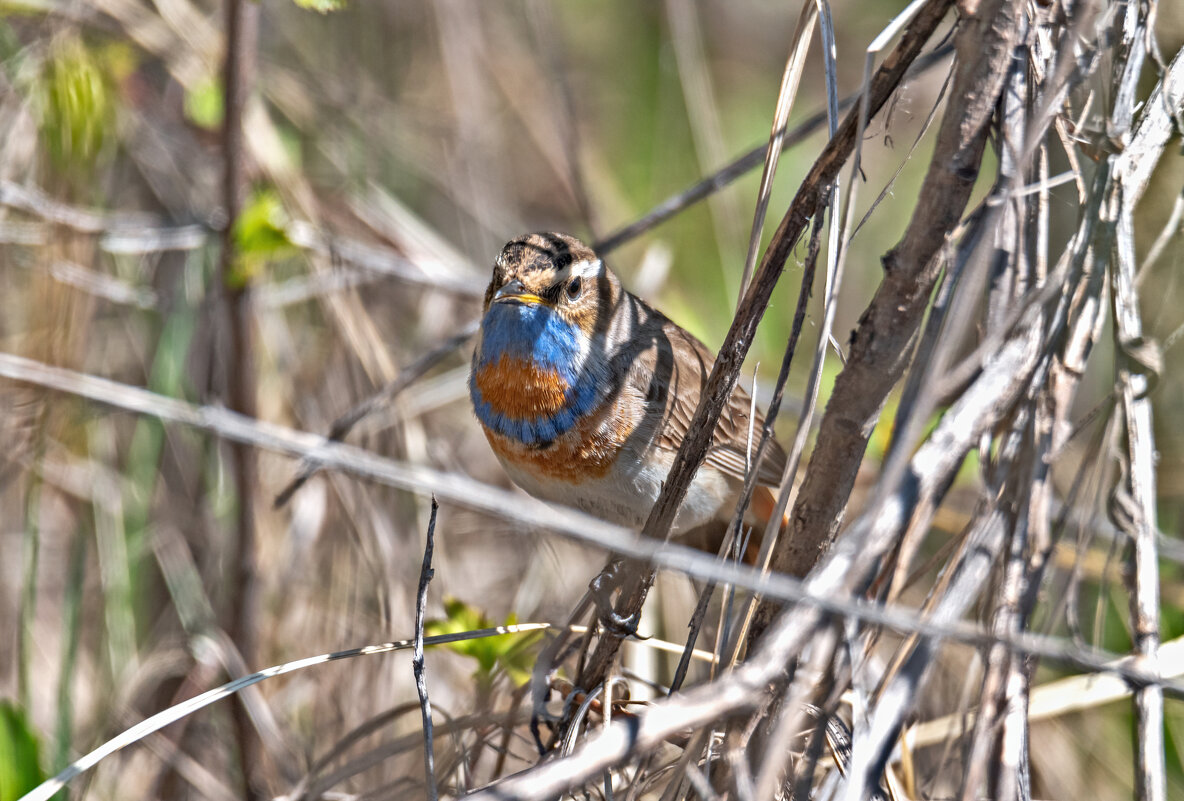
[489,417,618,483]
[474,355,570,420]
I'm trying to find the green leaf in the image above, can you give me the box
[424,599,542,690]
[229,188,296,287]
[291,0,346,13]
[183,77,223,131]
[0,700,45,801]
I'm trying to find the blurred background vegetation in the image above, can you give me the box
[2,1,1184,799]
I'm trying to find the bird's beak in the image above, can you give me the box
[493,279,545,306]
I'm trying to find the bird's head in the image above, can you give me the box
[470,233,619,444]
[481,232,617,340]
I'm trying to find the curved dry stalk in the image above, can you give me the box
[735,0,819,301]
[18,624,550,801]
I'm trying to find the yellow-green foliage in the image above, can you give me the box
[0,702,44,801]
[36,37,114,178]
[184,76,224,131]
[291,0,347,12]
[231,188,298,287]
[425,598,541,693]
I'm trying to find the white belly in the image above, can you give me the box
[500,448,735,535]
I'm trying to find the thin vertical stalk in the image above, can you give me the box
[1112,199,1165,801]
[1103,9,1183,801]
[734,0,818,303]
[53,527,87,795]
[413,499,440,801]
[219,0,261,795]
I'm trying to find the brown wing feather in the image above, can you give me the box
[623,298,787,488]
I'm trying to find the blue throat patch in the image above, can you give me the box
[470,302,602,444]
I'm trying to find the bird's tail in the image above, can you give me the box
[740,485,790,566]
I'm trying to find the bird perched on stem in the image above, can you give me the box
[469,232,787,559]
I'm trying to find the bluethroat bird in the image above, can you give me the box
[469,232,788,558]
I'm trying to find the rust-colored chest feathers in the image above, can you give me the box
[481,394,638,484]
[472,355,571,424]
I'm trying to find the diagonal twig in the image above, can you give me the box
[592,45,955,255]
[414,498,440,801]
[272,319,479,508]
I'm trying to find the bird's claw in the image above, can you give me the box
[599,608,641,638]
[589,560,643,638]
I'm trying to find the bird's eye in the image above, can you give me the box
[566,277,582,300]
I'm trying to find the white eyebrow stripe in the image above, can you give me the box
[569,259,603,279]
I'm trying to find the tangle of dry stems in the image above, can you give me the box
[4,0,1184,799]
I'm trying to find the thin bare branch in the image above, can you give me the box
[272,319,479,508]
[592,45,955,254]
[414,498,440,801]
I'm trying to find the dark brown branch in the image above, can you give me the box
[752,0,1021,638]
[219,0,262,795]
[574,0,956,695]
